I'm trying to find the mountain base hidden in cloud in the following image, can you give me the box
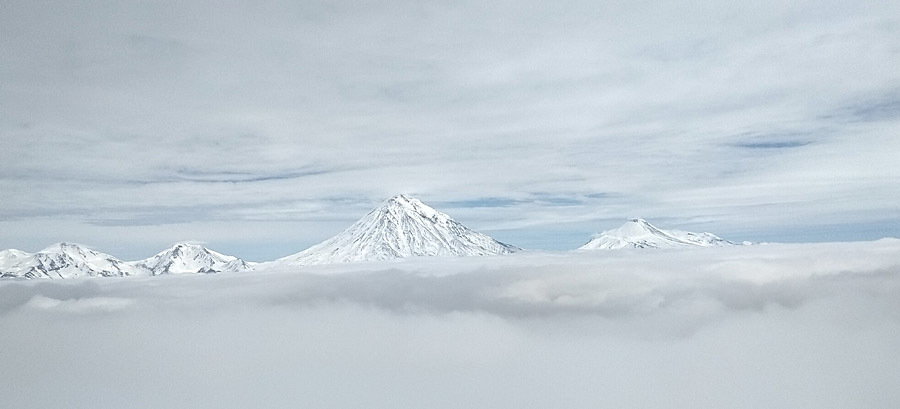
[580,218,739,249]
[276,194,521,266]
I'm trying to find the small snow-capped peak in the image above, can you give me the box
[0,248,30,259]
[387,193,416,205]
[616,219,656,236]
[169,242,208,257]
[41,242,86,254]
[0,248,32,275]
[279,194,520,266]
[135,242,252,275]
[384,194,440,219]
[580,219,738,250]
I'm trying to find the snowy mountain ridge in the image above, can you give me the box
[0,242,145,279]
[278,194,520,265]
[0,242,252,279]
[580,219,738,250]
[1,201,752,279]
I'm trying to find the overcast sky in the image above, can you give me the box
[2,0,899,261]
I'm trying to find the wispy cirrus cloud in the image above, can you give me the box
[1,0,899,259]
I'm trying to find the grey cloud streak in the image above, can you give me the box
[4,240,899,322]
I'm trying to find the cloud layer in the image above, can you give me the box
[2,241,900,408]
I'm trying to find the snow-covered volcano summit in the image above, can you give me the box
[279,194,520,265]
[0,242,144,279]
[134,243,252,275]
[579,219,737,250]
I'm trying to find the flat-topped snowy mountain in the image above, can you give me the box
[579,219,738,250]
[279,194,520,265]
[134,243,252,275]
[0,242,146,279]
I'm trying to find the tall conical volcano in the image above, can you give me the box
[579,218,737,250]
[279,194,520,265]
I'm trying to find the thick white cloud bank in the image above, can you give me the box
[2,240,900,408]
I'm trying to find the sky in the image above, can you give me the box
[1,0,899,261]
[2,241,900,408]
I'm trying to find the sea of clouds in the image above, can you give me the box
[2,240,900,408]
